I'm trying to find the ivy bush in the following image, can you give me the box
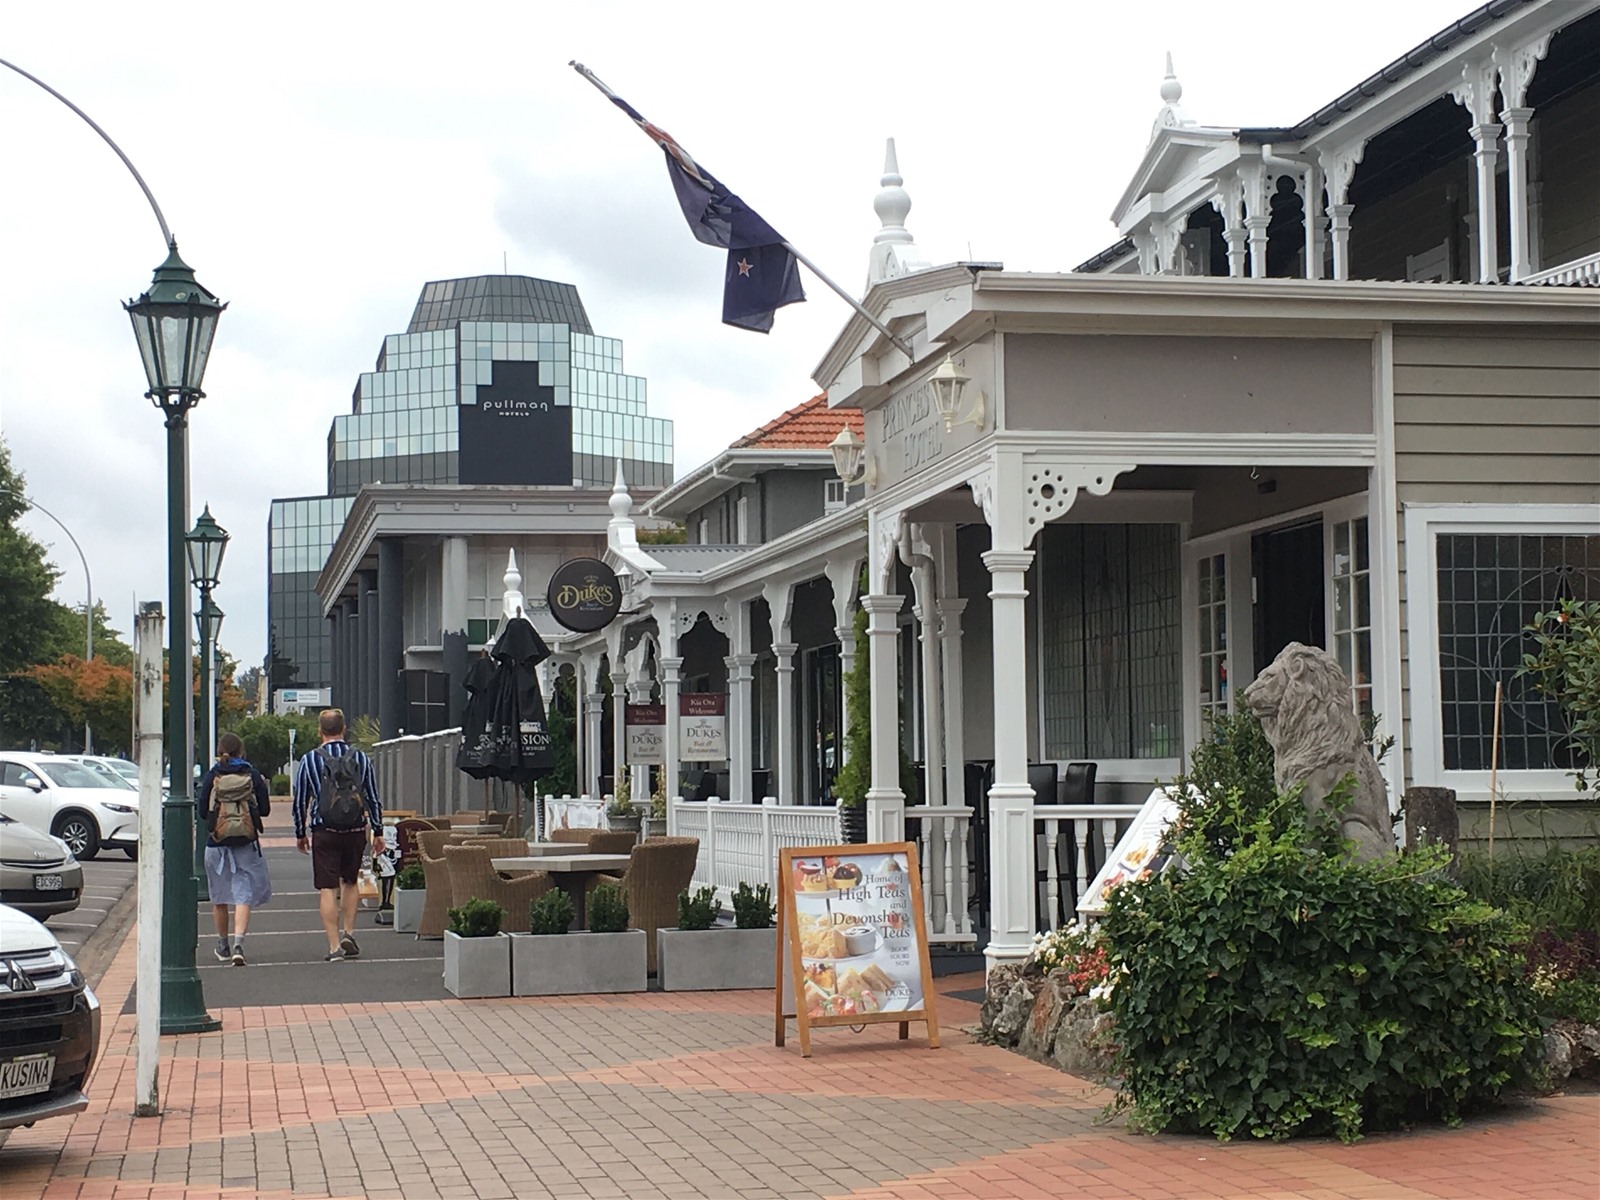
[1101,806,1541,1142]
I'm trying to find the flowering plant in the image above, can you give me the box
[1026,921,1113,996]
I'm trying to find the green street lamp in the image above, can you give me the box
[127,244,226,1035]
[191,593,225,891]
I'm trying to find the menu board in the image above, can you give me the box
[1076,787,1182,917]
[775,842,940,1057]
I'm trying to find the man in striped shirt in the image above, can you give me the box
[292,709,386,961]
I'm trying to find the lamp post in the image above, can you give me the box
[0,489,93,751]
[190,584,225,891]
[127,245,225,1035]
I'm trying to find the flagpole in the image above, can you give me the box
[778,241,915,360]
[571,61,917,361]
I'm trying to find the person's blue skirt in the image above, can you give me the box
[204,843,273,907]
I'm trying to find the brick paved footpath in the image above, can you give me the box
[2,840,1595,1199]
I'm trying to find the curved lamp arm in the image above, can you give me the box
[0,56,172,248]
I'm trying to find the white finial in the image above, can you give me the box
[501,549,525,622]
[609,459,632,523]
[1152,51,1193,138]
[1160,52,1182,103]
[867,137,929,287]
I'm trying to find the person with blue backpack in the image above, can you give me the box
[292,709,386,962]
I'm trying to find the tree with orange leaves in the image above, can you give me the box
[24,655,134,753]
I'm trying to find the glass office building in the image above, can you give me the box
[267,274,674,692]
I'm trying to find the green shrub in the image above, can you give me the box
[1519,599,1600,794]
[395,863,425,890]
[446,897,503,938]
[528,889,574,935]
[269,773,290,795]
[1101,818,1541,1143]
[732,881,774,930]
[1168,710,1283,860]
[588,882,630,933]
[676,885,718,931]
[1457,845,1600,939]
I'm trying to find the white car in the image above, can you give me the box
[0,754,139,861]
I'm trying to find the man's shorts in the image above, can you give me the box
[311,828,368,890]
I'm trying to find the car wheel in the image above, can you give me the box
[123,846,139,860]
[54,812,101,860]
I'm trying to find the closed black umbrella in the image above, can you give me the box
[456,616,555,784]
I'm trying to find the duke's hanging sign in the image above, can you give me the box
[546,558,622,632]
[625,703,666,764]
[679,693,727,762]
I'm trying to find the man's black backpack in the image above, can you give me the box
[315,746,367,832]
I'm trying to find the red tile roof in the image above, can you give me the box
[731,393,863,450]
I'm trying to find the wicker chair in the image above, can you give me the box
[588,837,699,974]
[416,829,479,939]
[450,810,508,830]
[549,828,597,847]
[587,830,639,855]
[443,843,553,934]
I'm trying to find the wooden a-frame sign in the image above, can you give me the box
[774,841,940,1057]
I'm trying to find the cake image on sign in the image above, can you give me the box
[794,859,828,893]
[829,861,863,890]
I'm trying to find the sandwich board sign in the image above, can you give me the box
[774,842,940,1057]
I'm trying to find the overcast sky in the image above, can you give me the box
[1,0,1472,672]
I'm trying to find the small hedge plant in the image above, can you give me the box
[269,773,291,794]
[529,889,574,935]
[588,882,630,933]
[732,882,774,930]
[1101,806,1541,1142]
[677,885,718,931]
[446,897,503,938]
[395,863,426,890]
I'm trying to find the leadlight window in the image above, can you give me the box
[1042,524,1182,760]
[1436,533,1600,771]
[1330,516,1373,717]
[1197,552,1228,724]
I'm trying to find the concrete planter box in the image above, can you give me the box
[511,930,647,995]
[443,931,511,999]
[657,926,777,991]
[394,887,424,934]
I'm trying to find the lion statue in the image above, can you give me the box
[1241,642,1394,861]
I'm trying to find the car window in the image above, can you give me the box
[37,761,114,789]
[1,761,42,788]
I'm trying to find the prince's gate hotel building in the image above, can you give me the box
[267,275,673,733]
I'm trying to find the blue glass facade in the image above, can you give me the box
[268,274,675,691]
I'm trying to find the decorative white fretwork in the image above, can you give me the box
[1019,462,1134,544]
[870,509,905,593]
[673,606,729,637]
[1451,58,1500,125]
[1495,35,1551,110]
[967,467,996,527]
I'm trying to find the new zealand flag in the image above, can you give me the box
[580,66,806,333]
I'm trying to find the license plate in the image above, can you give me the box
[0,1053,54,1099]
[34,874,63,891]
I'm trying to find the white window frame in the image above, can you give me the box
[824,478,847,512]
[1403,503,1600,804]
[736,493,750,544]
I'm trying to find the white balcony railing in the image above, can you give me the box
[906,806,975,944]
[1522,251,1600,288]
[674,798,840,907]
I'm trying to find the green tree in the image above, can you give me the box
[0,438,63,676]
[234,711,320,775]
[40,601,136,668]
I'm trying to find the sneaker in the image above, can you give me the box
[231,944,246,966]
[213,942,231,963]
[324,949,346,962]
[339,932,360,959]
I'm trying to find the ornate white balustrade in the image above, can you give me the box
[1033,804,1146,928]
[1523,251,1600,288]
[905,806,975,944]
[674,799,840,908]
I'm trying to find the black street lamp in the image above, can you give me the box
[127,244,226,1035]
[189,528,227,895]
